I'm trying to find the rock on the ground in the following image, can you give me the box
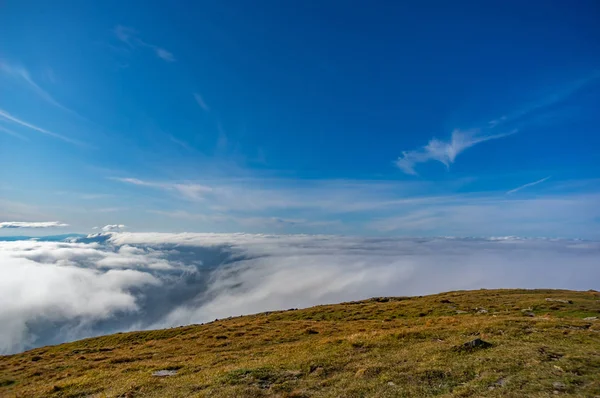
[152,370,178,377]
[583,316,598,321]
[553,381,567,391]
[456,338,493,351]
[546,298,572,304]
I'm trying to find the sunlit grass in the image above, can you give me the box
[1,289,599,397]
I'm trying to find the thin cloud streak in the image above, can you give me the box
[0,62,82,117]
[112,176,438,211]
[492,71,600,128]
[111,177,212,200]
[193,93,210,112]
[0,125,29,141]
[0,221,69,229]
[367,192,600,237]
[149,209,341,229]
[168,134,194,151]
[113,26,175,62]
[0,109,83,145]
[507,176,551,195]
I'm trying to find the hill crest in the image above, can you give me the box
[1,289,599,397]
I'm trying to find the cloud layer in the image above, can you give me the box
[1,232,599,354]
[0,221,69,229]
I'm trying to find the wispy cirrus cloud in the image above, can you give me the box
[0,61,80,117]
[0,125,29,141]
[112,177,212,200]
[111,176,476,214]
[0,221,69,229]
[491,71,600,129]
[168,134,194,151]
[507,176,551,195]
[396,74,600,176]
[395,129,515,175]
[113,176,423,211]
[110,175,600,237]
[193,93,210,112]
[367,192,600,237]
[114,26,175,62]
[0,109,83,145]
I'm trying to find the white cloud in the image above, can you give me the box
[109,233,600,328]
[507,176,551,195]
[0,221,69,229]
[193,93,210,112]
[1,233,598,354]
[0,108,82,145]
[396,129,515,175]
[0,239,161,353]
[113,25,175,62]
[101,224,126,232]
[154,48,175,62]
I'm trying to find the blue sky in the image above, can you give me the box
[1,0,599,237]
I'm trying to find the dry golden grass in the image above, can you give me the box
[1,289,599,397]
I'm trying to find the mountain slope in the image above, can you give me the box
[1,289,599,397]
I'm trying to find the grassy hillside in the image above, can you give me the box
[1,289,599,397]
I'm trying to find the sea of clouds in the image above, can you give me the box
[1,232,599,354]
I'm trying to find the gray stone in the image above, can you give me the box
[456,338,493,351]
[152,370,178,377]
[552,381,566,391]
[546,298,572,304]
[583,316,598,321]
